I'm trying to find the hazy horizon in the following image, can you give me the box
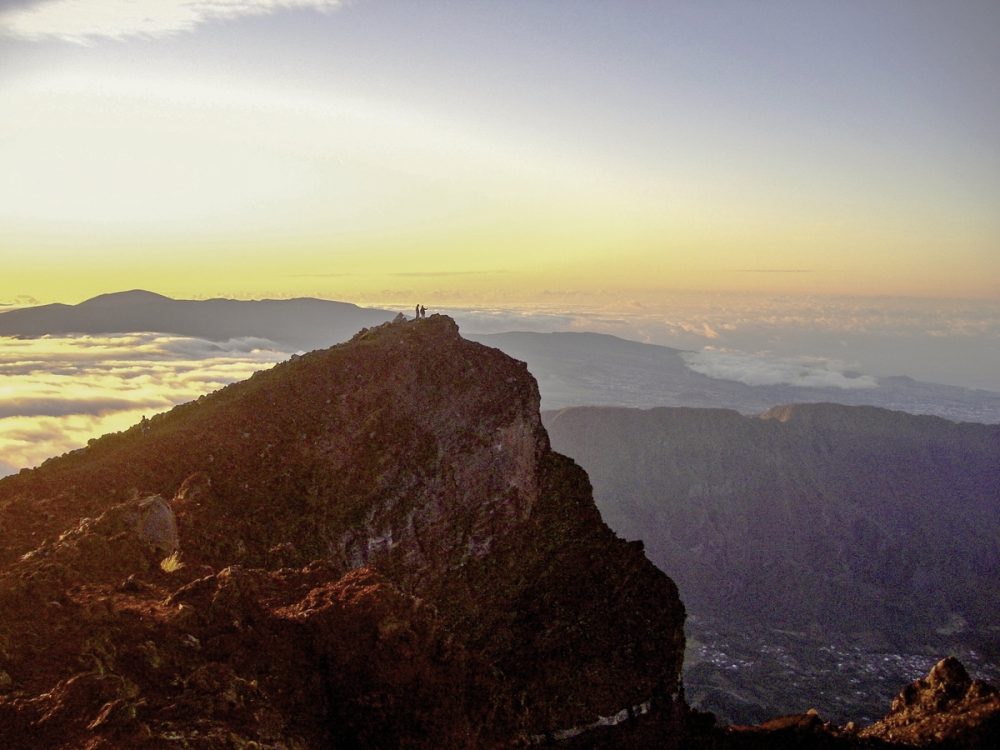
[2,1,999,482]
[4,287,1000,389]
[2,288,999,477]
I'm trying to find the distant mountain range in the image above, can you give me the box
[543,403,1000,723]
[0,290,396,351]
[3,291,999,423]
[470,331,1000,424]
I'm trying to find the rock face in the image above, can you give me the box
[543,404,1000,641]
[542,404,1000,722]
[861,658,1000,748]
[0,315,685,748]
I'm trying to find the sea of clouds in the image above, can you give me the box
[445,294,1000,393]
[679,350,879,390]
[0,333,288,475]
[1,294,997,476]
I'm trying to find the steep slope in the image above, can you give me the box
[0,315,685,748]
[544,403,999,641]
[0,290,395,350]
[543,404,1000,722]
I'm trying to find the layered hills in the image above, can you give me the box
[0,315,685,748]
[543,404,1000,724]
[470,331,1000,424]
[3,292,998,425]
[0,290,395,350]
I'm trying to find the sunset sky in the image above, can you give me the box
[2,0,999,305]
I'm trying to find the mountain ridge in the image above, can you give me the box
[543,403,1000,725]
[0,314,686,747]
[0,290,396,350]
[3,292,998,425]
[2,317,998,747]
[543,402,1000,637]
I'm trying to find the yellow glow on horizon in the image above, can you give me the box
[2,69,998,305]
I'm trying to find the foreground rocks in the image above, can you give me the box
[555,659,1000,749]
[860,658,1000,748]
[0,315,685,748]
[1,316,996,748]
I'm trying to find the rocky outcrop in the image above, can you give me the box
[555,659,1000,749]
[861,658,1000,748]
[0,315,685,747]
[0,560,500,749]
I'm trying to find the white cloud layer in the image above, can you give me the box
[1,295,997,476]
[0,333,287,475]
[445,295,1000,392]
[0,0,342,42]
[680,350,879,390]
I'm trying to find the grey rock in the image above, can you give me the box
[136,495,179,555]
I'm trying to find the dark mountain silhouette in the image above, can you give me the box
[0,289,396,350]
[0,315,686,748]
[543,404,1000,725]
[469,331,1000,424]
[4,295,998,424]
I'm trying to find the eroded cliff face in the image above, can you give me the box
[543,403,1000,725]
[543,403,1000,643]
[0,315,685,748]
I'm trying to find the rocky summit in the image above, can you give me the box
[0,315,685,748]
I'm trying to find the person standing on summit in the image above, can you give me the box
[420,305,426,318]
[415,304,420,320]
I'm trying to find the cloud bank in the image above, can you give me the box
[2,294,997,476]
[445,295,1000,392]
[0,332,287,475]
[681,350,879,390]
[0,0,343,43]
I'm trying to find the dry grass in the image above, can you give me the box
[160,551,185,573]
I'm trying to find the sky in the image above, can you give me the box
[2,1,1000,473]
[2,0,999,304]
